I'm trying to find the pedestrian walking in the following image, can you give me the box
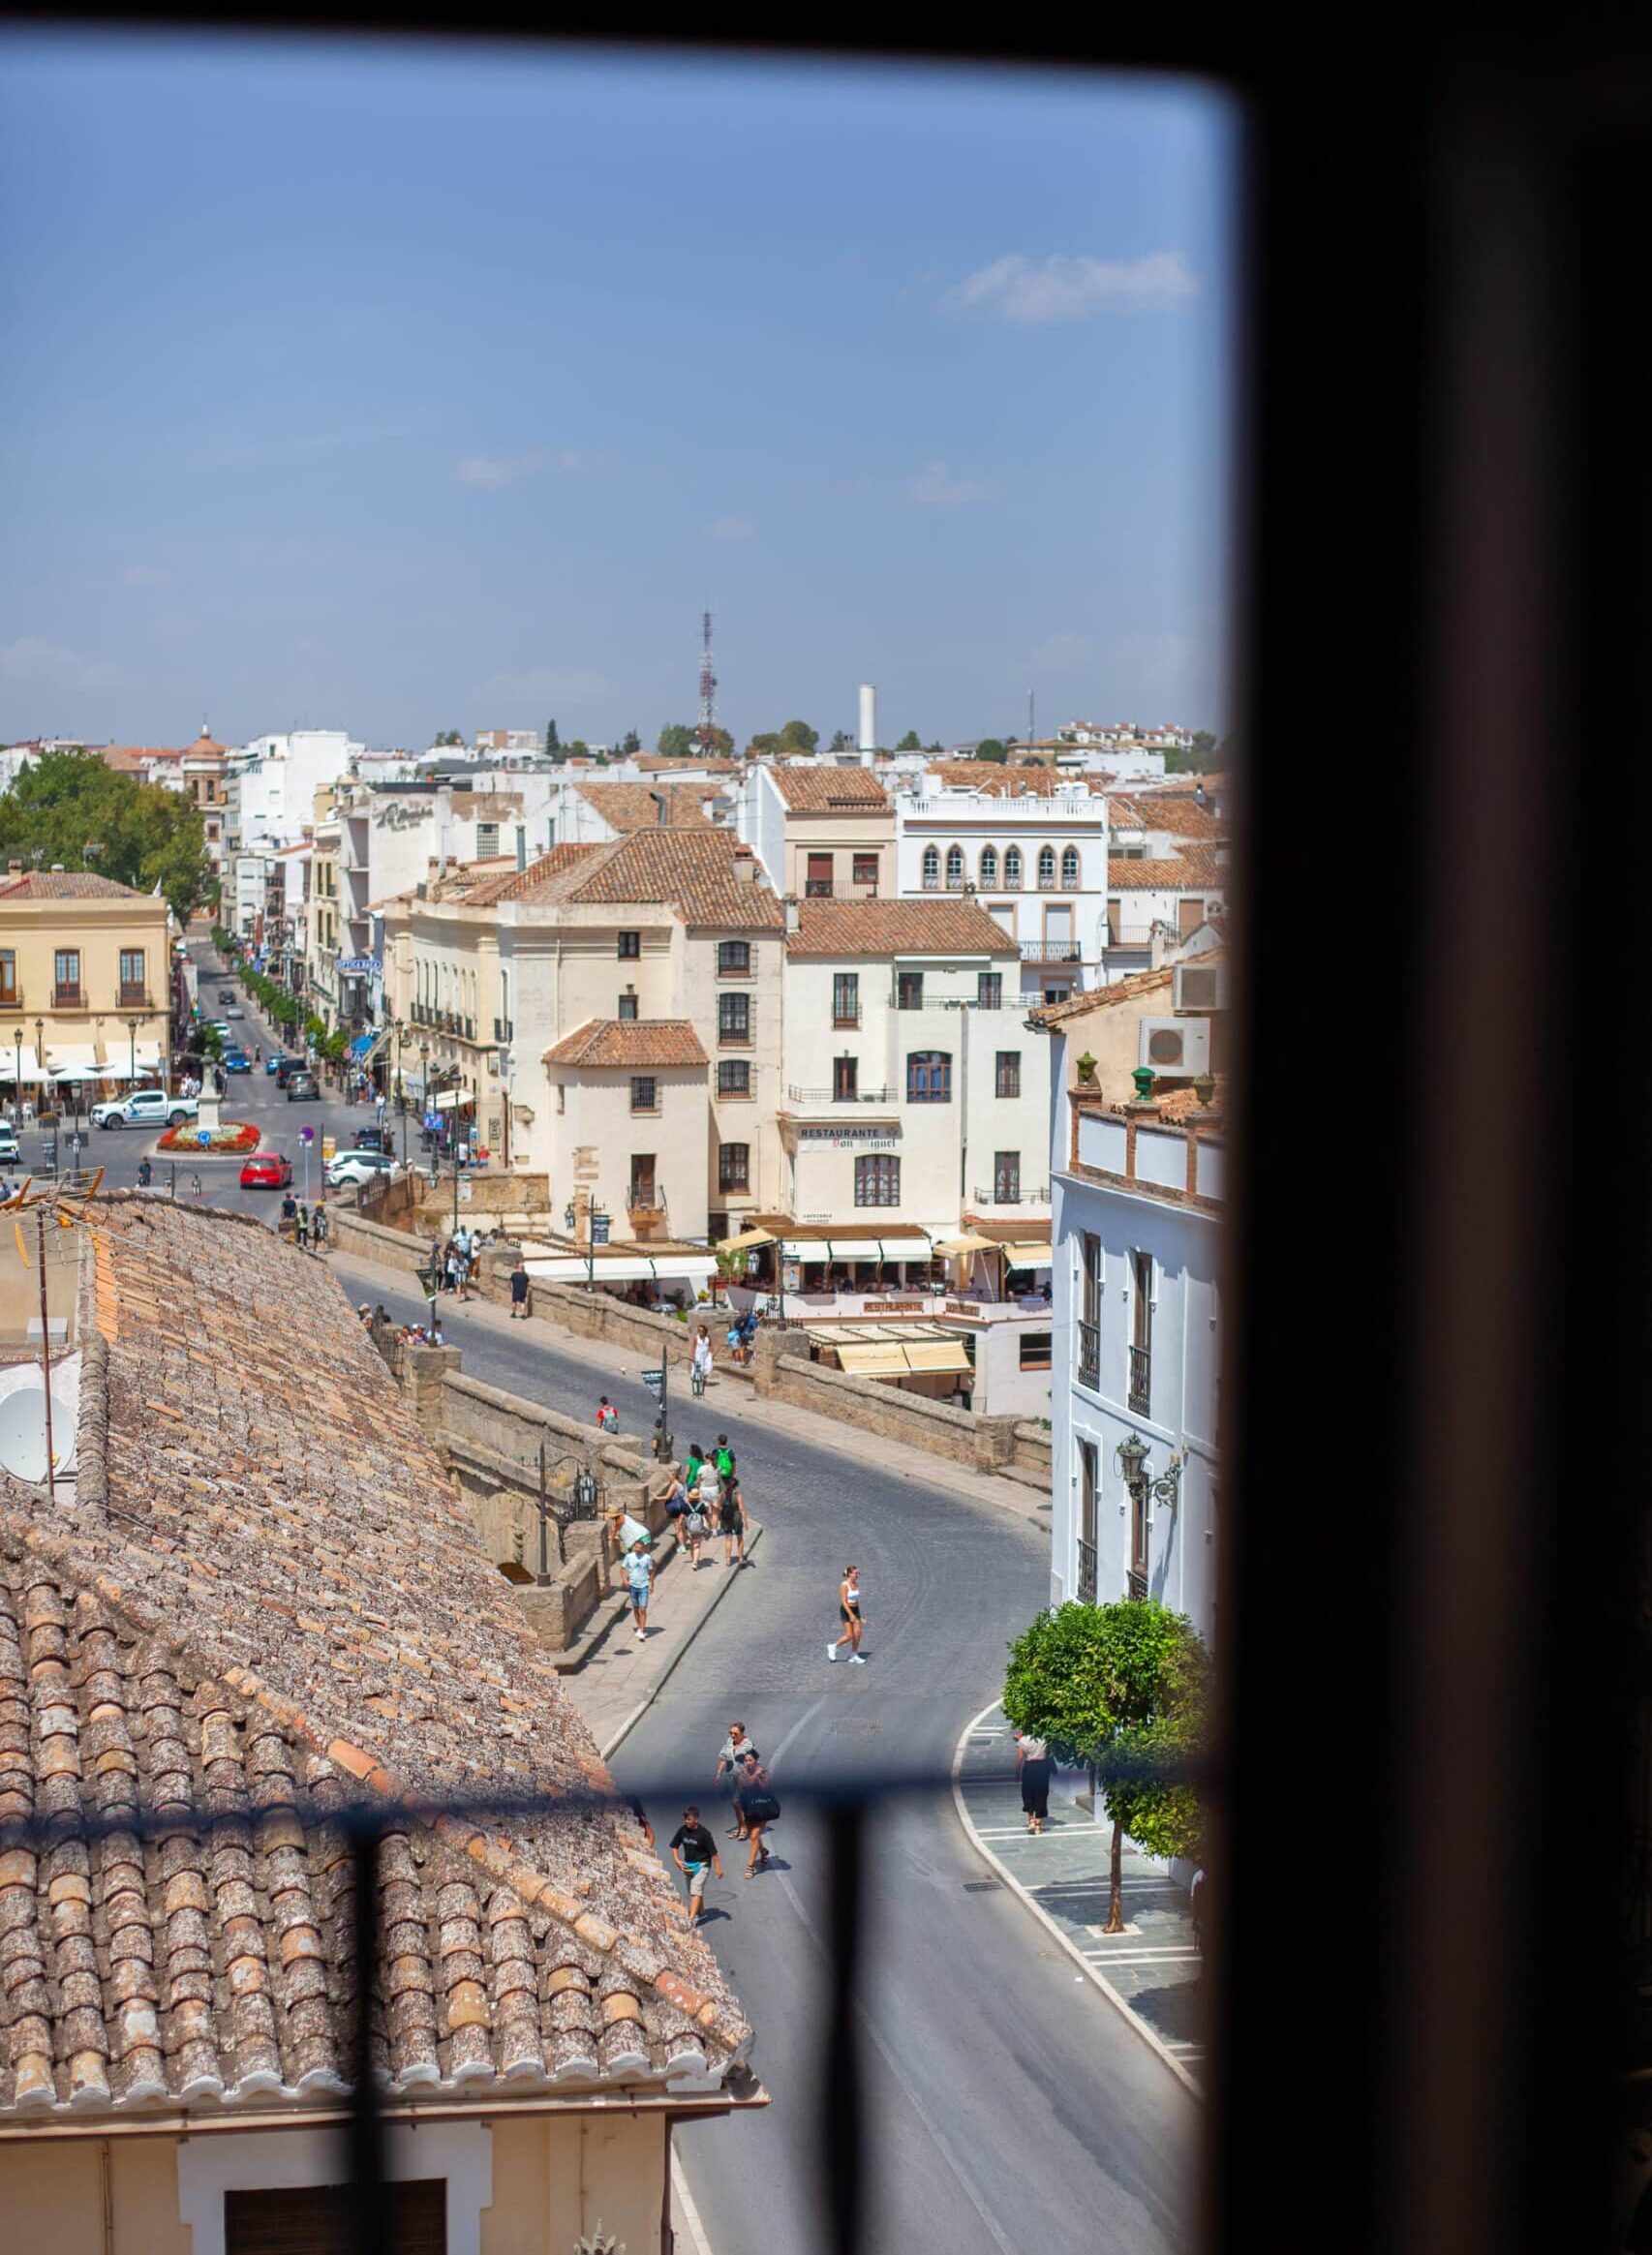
[827,1565,866,1663]
[509,1255,531,1319]
[715,1722,758,1837]
[683,1473,711,1569]
[597,1396,619,1434]
[623,1539,655,1638]
[1015,1726,1052,1835]
[358,1302,373,1325]
[312,1202,328,1249]
[690,1323,713,1396]
[190,1171,202,1201]
[444,1240,462,1295]
[669,1807,721,1926]
[736,1749,778,1875]
[718,1458,748,1568]
[295,1202,309,1250]
[1189,1866,1208,1957]
[714,1433,734,1487]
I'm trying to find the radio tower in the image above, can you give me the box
[696,610,719,755]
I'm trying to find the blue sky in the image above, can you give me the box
[0,35,1235,750]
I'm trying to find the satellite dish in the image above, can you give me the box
[0,1377,52,1483]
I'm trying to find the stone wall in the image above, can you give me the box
[471,1256,739,1369]
[329,1206,435,1279]
[750,1327,1024,1474]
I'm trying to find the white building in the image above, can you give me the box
[227,729,364,854]
[1045,1018,1224,1647]
[895,779,1108,1009]
[780,897,1050,1234]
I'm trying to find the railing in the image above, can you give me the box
[0,990,20,1010]
[117,985,150,1007]
[833,1008,862,1027]
[52,986,82,1008]
[1127,1568,1149,1601]
[718,1015,755,1048]
[787,1083,894,1105]
[906,795,1101,818]
[1020,939,1082,961]
[1078,1318,1101,1388]
[973,1183,1050,1206]
[718,954,752,975]
[1078,1536,1099,1603]
[1129,1344,1152,1414]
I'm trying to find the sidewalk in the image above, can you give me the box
[954,1703,1206,2092]
[330,1245,1051,1532]
[566,1528,764,1759]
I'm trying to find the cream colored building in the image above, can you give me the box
[0,868,172,1087]
[780,897,1051,1234]
[380,828,785,1236]
[737,760,896,899]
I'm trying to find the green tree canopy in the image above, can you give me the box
[973,738,1008,764]
[545,718,561,753]
[657,722,696,758]
[896,729,923,751]
[435,729,464,747]
[1004,1598,1208,1931]
[0,748,211,922]
[619,728,641,758]
[1164,728,1225,776]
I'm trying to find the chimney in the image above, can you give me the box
[784,899,801,935]
[651,789,668,828]
[6,861,19,875]
[858,684,877,752]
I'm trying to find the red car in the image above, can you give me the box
[240,1152,292,1189]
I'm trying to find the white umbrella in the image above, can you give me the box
[49,1063,101,1083]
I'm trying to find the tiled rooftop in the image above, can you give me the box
[769,766,890,811]
[456,832,781,929]
[1106,791,1224,840]
[0,1198,747,2122]
[786,897,1018,958]
[543,1019,709,1068]
[0,871,153,902]
[1109,845,1225,890]
[575,783,717,833]
[1029,965,1175,1026]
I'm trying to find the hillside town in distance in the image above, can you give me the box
[0,684,1224,2255]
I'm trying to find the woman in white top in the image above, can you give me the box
[690,1324,714,1395]
[827,1566,866,1664]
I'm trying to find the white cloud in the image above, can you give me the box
[907,461,992,507]
[0,636,119,688]
[943,250,1198,325]
[710,516,755,542]
[454,452,543,488]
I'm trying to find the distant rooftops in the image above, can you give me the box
[769,766,890,812]
[786,897,1017,958]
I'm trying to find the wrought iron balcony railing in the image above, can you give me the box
[1128,1344,1152,1415]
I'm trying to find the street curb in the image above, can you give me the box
[670,2145,715,2255]
[950,1699,1201,2099]
[597,1524,764,1763]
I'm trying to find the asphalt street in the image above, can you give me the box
[113,942,1197,2255]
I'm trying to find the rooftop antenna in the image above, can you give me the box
[697,610,718,756]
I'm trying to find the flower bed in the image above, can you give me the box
[157,1121,260,1154]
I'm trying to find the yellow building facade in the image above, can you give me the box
[0,868,172,1087]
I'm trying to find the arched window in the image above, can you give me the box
[906,1050,953,1103]
[1038,845,1056,888]
[922,845,940,891]
[945,844,965,889]
[1004,846,1023,889]
[1061,845,1081,888]
[979,844,998,888]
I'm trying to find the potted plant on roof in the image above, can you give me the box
[1193,1073,1217,1107]
[1075,1051,1097,1085]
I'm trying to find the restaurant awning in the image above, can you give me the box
[524,1254,717,1286]
[1002,1241,1054,1266]
[902,1340,973,1374]
[872,1234,934,1262]
[835,1343,913,1378]
[4,1049,46,1084]
[933,1233,996,1256]
[432,1087,474,1111]
[45,1046,104,1075]
[718,1228,775,1255]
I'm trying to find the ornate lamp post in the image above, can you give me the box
[126,1016,138,1087]
[1114,1433,1183,1601]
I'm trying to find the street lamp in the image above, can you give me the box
[33,1019,43,1119]
[126,1016,138,1087]
[534,1445,602,1581]
[394,1021,409,1168]
[1114,1434,1183,1598]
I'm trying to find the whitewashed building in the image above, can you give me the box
[226,729,364,854]
[1045,1018,1224,1647]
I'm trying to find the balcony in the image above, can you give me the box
[1021,939,1082,962]
[1077,1537,1098,1604]
[786,1083,894,1106]
[0,991,20,1012]
[832,1008,862,1028]
[52,986,83,1010]
[1077,1318,1101,1388]
[1128,1344,1152,1415]
[718,1016,755,1049]
[117,986,150,1009]
[493,1016,514,1042]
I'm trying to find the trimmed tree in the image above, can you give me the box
[1003,1598,1208,1932]
[973,737,1008,764]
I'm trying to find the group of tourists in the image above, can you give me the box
[659,1435,749,1573]
[655,1717,783,1923]
[438,1225,476,1298]
[279,1193,328,1250]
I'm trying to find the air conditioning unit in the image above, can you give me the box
[1139,1017,1210,1075]
[1174,960,1228,1013]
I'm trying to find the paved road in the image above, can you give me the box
[340,1279,1196,2255]
[138,941,1196,2255]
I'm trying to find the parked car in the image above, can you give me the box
[217,989,235,1004]
[224,1004,244,1018]
[285,1072,321,1102]
[0,1126,18,1166]
[273,1055,307,1085]
[92,1088,198,1130]
[222,1051,252,1074]
[352,1125,391,1154]
[325,1150,397,1190]
[239,1152,293,1189]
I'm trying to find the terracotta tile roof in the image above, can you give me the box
[456,833,780,930]
[1030,966,1175,1027]
[0,1200,747,2120]
[543,1019,708,1068]
[787,898,1018,958]
[1109,845,1225,890]
[1106,791,1224,839]
[925,763,1078,799]
[456,842,607,907]
[768,766,890,811]
[574,783,716,833]
[632,754,741,775]
[99,746,185,773]
[0,870,152,901]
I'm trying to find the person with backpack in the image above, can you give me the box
[736,1748,779,1875]
[597,1396,619,1434]
[719,1453,749,1569]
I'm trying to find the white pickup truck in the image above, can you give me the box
[91,1088,199,1130]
